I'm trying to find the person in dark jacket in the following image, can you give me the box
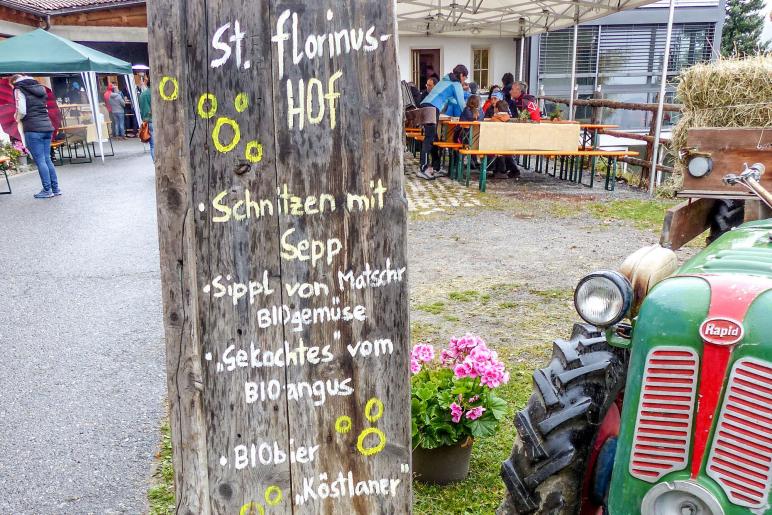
[511,81,542,121]
[499,72,518,114]
[12,75,60,199]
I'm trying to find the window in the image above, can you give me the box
[472,48,490,89]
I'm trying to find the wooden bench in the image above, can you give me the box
[458,148,639,192]
[0,155,11,195]
[50,139,67,166]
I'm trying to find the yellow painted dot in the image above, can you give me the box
[335,415,352,434]
[365,397,384,423]
[264,485,282,506]
[197,93,218,119]
[212,117,240,153]
[356,427,387,456]
[158,76,179,101]
[235,93,249,113]
[239,502,264,515]
[244,141,263,163]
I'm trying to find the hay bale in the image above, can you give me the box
[663,55,772,196]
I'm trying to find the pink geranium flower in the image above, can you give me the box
[450,402,464,423]
[411,343,435,363]
[466,406,486,420]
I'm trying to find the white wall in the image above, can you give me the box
[397,35,518,88]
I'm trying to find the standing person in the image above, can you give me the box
[417,64,468,180]
[12,75,60,198]
[108,84,126,138]
[139,77,154,161]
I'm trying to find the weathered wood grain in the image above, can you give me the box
[660,198,716,250]
[268,1,410,513]
[148,1,210,512]
[150,0,410,513]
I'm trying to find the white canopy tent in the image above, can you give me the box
[397,0,677,192]
[396,0,660,37]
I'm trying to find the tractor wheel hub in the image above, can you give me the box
[641,481,724,515]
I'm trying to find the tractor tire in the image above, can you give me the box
[498,323,628,515]
[707,199,745,244]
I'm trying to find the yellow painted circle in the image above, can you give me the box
[356,427,387,456]
[212,117,241,153]
[365,397,384,423]
[158,76,179,101]
[235,93,249,113]
[239,502,265,515]
[197,93,218,119]
[245,141,263,163]
[264,486,282,506]
[335,415,352,434]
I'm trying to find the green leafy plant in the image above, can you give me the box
[411,336,509,450]
[0,143,22,171]
[548,107,563,121]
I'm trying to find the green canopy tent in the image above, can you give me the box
[0,29,136,161]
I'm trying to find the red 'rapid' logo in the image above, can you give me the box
[699,317,744,345]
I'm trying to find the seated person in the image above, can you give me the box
[456,95,482,168]
[482,85,501,115]
[510,81,542,121]
[489,100,522,178]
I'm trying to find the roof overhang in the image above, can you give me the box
[0,0,145,16]
[397,0,661,37]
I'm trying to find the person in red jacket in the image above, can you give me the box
[511,81,541,121]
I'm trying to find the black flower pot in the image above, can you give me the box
[412,437,474,485]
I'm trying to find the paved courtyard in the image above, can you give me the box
[0,141,166,514]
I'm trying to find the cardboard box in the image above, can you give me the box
[472,122,580,152]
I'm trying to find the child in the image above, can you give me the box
[490,101,521,178]
[482,85,501,115]
[456,95,482,168]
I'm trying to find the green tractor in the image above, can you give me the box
[499,158,772,514]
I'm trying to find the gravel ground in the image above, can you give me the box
[0,140,165,515]
[404,155,697,346]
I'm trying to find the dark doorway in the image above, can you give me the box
[411,48,441,90]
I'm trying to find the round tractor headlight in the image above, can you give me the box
[574,271,633,327]
[687,155,713,178]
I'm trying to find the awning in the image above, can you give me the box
[396,0,660,37]
[0,28,132,75]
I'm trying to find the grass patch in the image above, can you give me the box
[444,315,460,322]
[412,321,440,343]
[417,301,446,315]
[498,301,517,309]
[148,420,175,515]
[529,288,573,301]
[449,290,480,302]
[586,199,677,232]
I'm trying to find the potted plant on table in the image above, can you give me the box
[411,335,509,485]
[0,142,22,171]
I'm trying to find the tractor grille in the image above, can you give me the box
[706,358,772,509]
[629,347,699,482]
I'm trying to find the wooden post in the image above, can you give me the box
[148,2,411,514]
[590,87,602,125]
